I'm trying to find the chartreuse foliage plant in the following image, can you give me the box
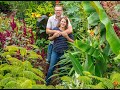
[0,45,44,89]
[0,45,65,89]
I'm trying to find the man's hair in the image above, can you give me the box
[55,4,63,10]
[57,16,68,30]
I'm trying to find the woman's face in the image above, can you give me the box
[60,18,67,28]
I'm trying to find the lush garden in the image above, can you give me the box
[0,1,120,89]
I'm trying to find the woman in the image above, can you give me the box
[45,16,74,85]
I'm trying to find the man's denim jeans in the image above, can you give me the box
[46,44,53,63]
[45,49,63,85]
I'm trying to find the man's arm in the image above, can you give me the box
[46,28,60,35]
[63,25,73,34]
[46,16,61,35]
[48,32,59,41]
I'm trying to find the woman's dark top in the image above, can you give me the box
[52,27,74,53]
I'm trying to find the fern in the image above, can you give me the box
[89,75,114,89]
[61,76,73,83]
[0,74,4,80]
[5,45,19,52]
[101,78,114,89]
[0,64,11,74]
[31,68,44,78]
[32,84,47,89]
[0,77,16,87]
[22,61,33,71]
[28,50,43,60]
[110,72,120,83]
[19,71,39,80]
[10,65,22,77]
[7,57,23,66]
[20,80,32,89]
[16,77,35,85]
[4,81,21,89]
[19,47,27,57]
[88,82,105,89]
[4,73,12,78]
[27,44,39,49]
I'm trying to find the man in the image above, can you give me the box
[46,4,73,63]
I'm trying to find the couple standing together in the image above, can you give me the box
[45,4,74,85]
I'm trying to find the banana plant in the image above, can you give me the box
[68,1,120,77]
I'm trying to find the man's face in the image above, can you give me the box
[55,6,63,17]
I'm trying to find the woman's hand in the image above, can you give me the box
[61,31,68,38]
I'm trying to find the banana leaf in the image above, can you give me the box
[90,1,120,55]
[69,52,83,75]
[73,40,107,76]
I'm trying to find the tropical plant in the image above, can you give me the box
[60,71,120,89]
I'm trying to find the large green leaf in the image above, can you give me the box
[84,55,95,74]
[69,52,83,75]
[72,40,107,76]
[90,1,120,55]
[87,12,100,26]
[81,1,96,14]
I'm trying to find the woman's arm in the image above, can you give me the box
[63,33,74,43]
[66,35,74,43]
[48,32,59,41]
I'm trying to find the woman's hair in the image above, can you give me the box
[57,16,68,30]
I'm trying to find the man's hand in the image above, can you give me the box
[54,30,61,37]
[53,32,60,37]
[48,31,61,40]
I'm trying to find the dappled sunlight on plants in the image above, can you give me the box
[0,1,120,89]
